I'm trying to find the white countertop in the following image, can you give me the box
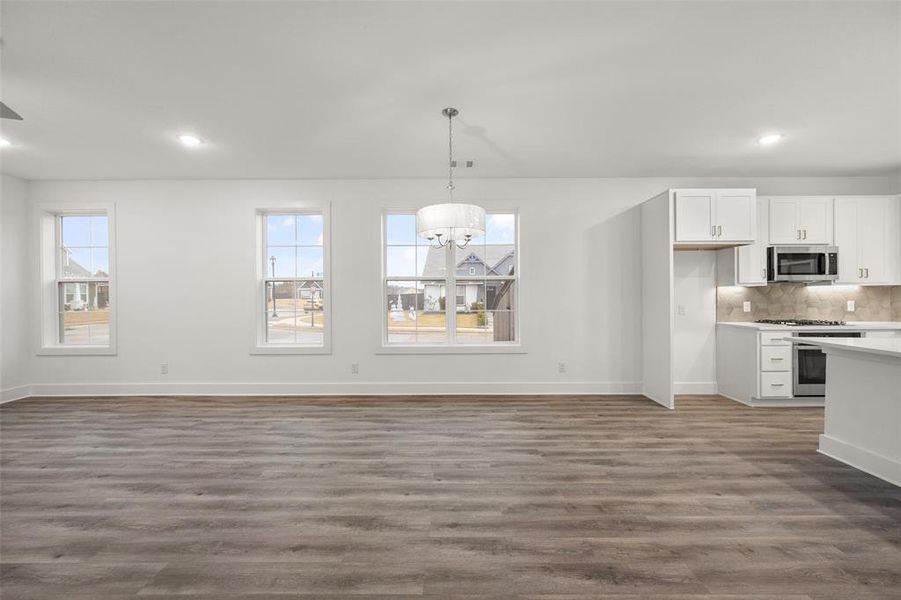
[783,336,901,359]
[717,321,901,332]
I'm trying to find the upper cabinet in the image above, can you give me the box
[768,197,833,244]
[717,197,769,286]
[834,196,901,285]
[674,189,756,245]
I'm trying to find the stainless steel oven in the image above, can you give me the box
[793,331,862,396]
[767,246,838,283]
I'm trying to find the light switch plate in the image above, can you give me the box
[743,301,752,313]
[847,300,855,312]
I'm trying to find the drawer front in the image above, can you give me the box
[865,330,901,339]
[760,331,791,346]
[760,372,792,398]
[760,346,792,372]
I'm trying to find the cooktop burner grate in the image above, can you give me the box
[754,319,847,326]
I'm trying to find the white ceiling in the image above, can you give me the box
[0,1,899,180]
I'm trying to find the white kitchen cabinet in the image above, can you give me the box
[718,323,901,407]
[834,196,901,285]
[768,197,833,244]
[674,189,756,244]
[716,197,768,286]
[674,190,715,241]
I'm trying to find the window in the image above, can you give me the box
[383,210,517,347]
[58,215,111,345]
[255,210,329,352]
[36,206,116,354]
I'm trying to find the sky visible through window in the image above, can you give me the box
[266,214,324,278]
[61,215,109,277]
[386,212,514,277]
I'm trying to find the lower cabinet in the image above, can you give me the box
[760,372,792,398]
[759,338,792,398]
[718,325,901,406]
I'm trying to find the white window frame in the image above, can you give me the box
[251,206,331,355]
[378,208,523,355]
[35,203,117,356]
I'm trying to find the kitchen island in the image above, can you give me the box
[786,336,901,486]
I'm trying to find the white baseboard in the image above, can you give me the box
[1,385,32,404]
[5,380,643,401]
[719,392,825,408]
[673,381,718,395]
[819,434,901,487]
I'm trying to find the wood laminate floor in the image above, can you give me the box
[1,394,899,599]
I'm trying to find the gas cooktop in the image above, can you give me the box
[755,319,847,326]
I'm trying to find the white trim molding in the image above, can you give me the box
[819,434,901,488]
[673,381,718,395]
[380,208,521,352]
[8,380,644,399]
[33,201,118,356]
[252,205,332,355]
[1,385,33,404]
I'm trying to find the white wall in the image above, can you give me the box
[640,192,674,408]
[3,175,899,398]
[673,250,718,394]
[1,174,30,400]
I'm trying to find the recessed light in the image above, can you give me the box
[0,138,10,148]
[757,133,783,146]
[177,134,203,147]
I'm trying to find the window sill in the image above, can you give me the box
[251,345,331,355]
[37,345,117,356]
[376,344,527,355]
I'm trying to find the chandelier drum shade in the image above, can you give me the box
[417,107,486,249]
[416,203,486,244]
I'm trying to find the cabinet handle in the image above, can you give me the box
[762,268,767,278]
[717,225,722,237]
[802,229,807,240]
[711,225,716,238]
[771,357,784,361]
[859,268,864,278]
[864,268,869,278]
[796,229,801,240]
[772,383,785,387]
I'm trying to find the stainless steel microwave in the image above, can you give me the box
[767,245,838,283]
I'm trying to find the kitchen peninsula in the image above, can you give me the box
[786,336,901,486]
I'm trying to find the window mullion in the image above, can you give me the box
[445,242,456,345]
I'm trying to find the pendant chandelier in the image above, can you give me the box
[416,107,486,249]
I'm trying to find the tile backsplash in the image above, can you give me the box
[717,284,901,322]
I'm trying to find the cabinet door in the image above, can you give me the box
[798,197,833,244]
[858,197,888,283]
[769,198,800,244]
[737,198,768,285]
[674,191,714,242]
[834,198,862,283]
[715,190,755,242]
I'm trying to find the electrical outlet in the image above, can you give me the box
[160,363,169,375]
[743,301,752,313]
[557,361,567,374]
[847,300,855,312]
[351,363,359,375]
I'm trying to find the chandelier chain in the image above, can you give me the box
[447,110,455,200]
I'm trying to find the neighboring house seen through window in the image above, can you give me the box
[384,211,517,346]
